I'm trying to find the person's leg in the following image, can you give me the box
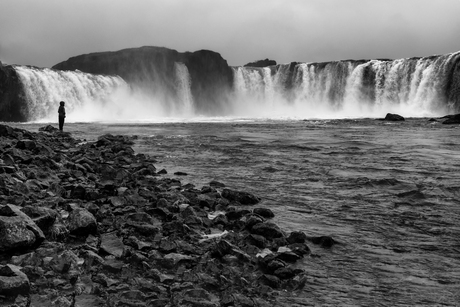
[59,117,64,131]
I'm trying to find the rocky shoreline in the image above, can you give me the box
[0,124,330,307]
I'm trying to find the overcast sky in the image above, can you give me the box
[1,0,460,67]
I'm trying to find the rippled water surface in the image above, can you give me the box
[13,118,460,306]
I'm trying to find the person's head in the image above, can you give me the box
[60,101,65,106]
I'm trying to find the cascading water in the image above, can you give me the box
[174,62,194,116]
[233,51,460,118]
[15,66,130,122]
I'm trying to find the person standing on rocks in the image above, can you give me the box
[58,101,66,131]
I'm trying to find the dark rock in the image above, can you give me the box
[253,207,275,218]
[0,264,30,297]
[174,171,188,176]
[287,231,308,244]
[251,222,284,239]
[21,205,58,233]
[225,208,251,220]
[0,204,45,252]
[441,113,460,124]
[244,59,277,68]
[222,188,260,205]
[209,180,225,188]
[273,266,299,279]
[384,113,405,121]
[67,208,97,236]
[245,234,268,249]
[16,139,36,150]
[307,235,338,248]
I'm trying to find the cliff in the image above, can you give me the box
[0,63,27,121]
[52,46,234,114]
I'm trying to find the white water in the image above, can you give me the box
[233,51,460,119]
[14,63,197,122]
[13,52,460,122]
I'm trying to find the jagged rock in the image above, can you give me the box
[16,139,37,150]
[0,204,45,252]
[222,188,260,205]
[100,232,125,257]
[162,253,196,269]
[49,250,80,274]
[0,264,30,297]
[21,205,58,232]
[67,208,97,236]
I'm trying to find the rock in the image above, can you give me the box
[307,235,338,248]
[251,222,284,239]
[222,188,260,205]
[0,264,30,297]
[0,204,45,252]
[100,232,125,257]
[162,253,195,269]
[67,208,97,236]
[441,113,460,124]
[287,231,308,244]
[384,113,405,121]
[16,139,37,150]
[244,59,277,67]
[21,205,58,232]
[253,207,275,218]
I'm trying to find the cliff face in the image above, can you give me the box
[52,46,234,114]
[0,63,27,121]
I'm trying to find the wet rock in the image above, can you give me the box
[222,188,260,205]
[0,204,45,252]
[384,113,405,121]
[0,264,30,297]
[251,222,284,239]
[287,231,308,244]
[441,113,460,124]
[253,207,275,218]
[307,235,337,248]
[67,208,97,236]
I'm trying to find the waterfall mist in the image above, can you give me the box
[13,51,460,122]
[231,51,460,119]
[14,63,198,123]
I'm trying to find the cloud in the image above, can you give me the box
[1,0,460,67]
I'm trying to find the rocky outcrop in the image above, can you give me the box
[0,124,323,306]
[52,46,234,115]
[244,59,277,67]
[0,63,27,122]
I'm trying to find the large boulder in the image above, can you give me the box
[0,204,45,252]
[67,208,97,236]
[384,113,405,121]
[0,264,30,297]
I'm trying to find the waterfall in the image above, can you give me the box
[174,62,194,116]
[15,66,130,121]
[232,51,460,118]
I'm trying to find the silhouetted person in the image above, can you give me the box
[58,101,66,131]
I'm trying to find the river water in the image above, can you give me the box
[10,118,460,306]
